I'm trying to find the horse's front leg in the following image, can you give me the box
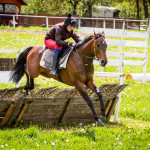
[75,82,104,126]
[86,80,106,121]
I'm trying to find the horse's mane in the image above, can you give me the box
[76,32,103,49]
[76,35,93,49]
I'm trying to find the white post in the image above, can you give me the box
[120,10,126,53]
[78,11,81,35]
[113,19,115,29]
[78,17,81,34]
[118,52,123,73]
[46,17,49,31]
[13,15,16,30]
[143,54,148,82]
[114,73,124,122]
[103,10,106,30]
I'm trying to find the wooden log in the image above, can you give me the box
[106,97,118,120]
[105,100,112,116]
[58,98,71,123]
[0,104,15,127]
[7,101,23,125]
[18,103,28,121]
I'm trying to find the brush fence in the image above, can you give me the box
[0,84,127,127]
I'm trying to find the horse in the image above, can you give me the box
[9,32,107,126]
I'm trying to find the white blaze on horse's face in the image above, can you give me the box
[95,37,107,67]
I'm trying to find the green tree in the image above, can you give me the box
[22,0,47,14]
[21,0,150,19]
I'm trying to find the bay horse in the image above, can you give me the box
[9,32,107,126]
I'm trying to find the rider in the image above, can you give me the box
[44,13,82,77]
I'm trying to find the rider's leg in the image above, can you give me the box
[44,39,62,77]
[50,49,60,77]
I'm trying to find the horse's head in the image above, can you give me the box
[93,32,107,67]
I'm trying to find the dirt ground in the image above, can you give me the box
[0,29,88,36]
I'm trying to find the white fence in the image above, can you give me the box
[79,27,149,38]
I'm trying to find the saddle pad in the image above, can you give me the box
[40,49,72,70]
[59,50,72,69]
[40,49,54,70]
[43,49,54,63]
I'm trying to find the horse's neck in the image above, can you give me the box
[80,39,94,57]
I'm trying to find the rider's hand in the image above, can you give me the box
[72,43,76,47]
[68,42,76,47]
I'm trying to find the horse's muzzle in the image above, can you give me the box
[101,60,107,67]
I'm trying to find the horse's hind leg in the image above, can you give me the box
[29,78,34,90]
[24,71,30,90]
[24,65,34,90]
[75,82,104,126]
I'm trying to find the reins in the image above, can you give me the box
[77,49,95,60]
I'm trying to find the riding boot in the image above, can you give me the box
[50,51,59,77]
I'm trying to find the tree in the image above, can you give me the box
[143,0,148,18]
[21,0,150,19]
[79,0,101,17]
[136,0,139,18]
[66,0,81,15]
[21,0,46,14]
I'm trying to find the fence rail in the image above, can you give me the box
[0,14,148,31]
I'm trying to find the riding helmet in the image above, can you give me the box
[64,13,77,27]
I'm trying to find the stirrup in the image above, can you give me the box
[50,70,59,77]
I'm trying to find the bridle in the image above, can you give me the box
[76,37,101,66]
[77,36,105,60]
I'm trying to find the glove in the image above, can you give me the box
[68,42,76,47]
[72,43,76,47]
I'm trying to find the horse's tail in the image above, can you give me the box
[9,46,33,84]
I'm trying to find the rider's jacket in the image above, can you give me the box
[45,22,81,47]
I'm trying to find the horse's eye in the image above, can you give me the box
[97,44,100,47]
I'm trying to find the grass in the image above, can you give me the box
[0,119,150,150]
[0,26,150,150]
[0,25,48,31]
[0,25,78,32]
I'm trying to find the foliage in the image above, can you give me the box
[21,0,150,19]
[21,0,47,14]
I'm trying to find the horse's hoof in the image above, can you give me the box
[24,86,29,90]
[100,115,106,122]
[29,86,34,90]
[97,119,104,127]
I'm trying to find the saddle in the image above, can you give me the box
[40,47,72,71]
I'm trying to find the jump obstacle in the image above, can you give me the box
[0,84,127,127]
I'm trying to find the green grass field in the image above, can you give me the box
[0,26,150,150]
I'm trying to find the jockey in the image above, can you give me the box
[44,13,82,77]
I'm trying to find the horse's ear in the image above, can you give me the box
[93,30,97,38]
[102,31,105,39]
